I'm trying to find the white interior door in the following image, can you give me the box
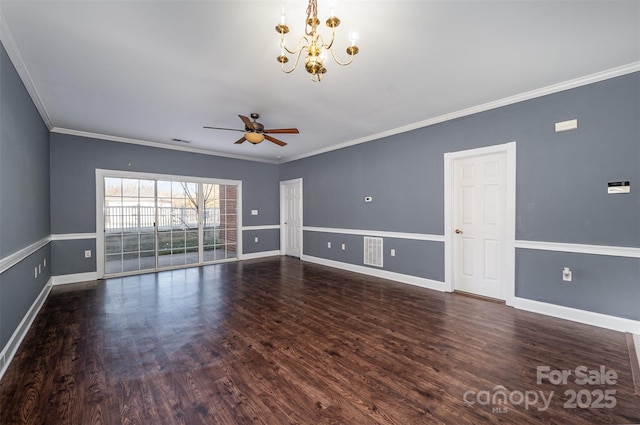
[453,152,507,300]
[280,179,302,257]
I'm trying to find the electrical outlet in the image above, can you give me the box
[85,250,92,258]
[562,267,572,282]
[390,249,396,257]
[254,237,259,243]
[327,242,331,248]
[44,258,47,267]
[39,264,42,273]
[341,243,346,250]
[35,266,38,278]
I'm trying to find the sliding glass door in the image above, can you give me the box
[100,172,240,277]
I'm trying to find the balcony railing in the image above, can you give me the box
[104,206,220,232]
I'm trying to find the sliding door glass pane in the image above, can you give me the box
[157,181,199,268]
[219,184,238,260]
[203,184,220,262]
[202,184,237,262]
[104,178,156,274]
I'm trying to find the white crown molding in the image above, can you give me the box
[0,13,53,130]
[516,240,640,258]
[51,128,279,164]
[282,62,640,163]
[303,226,445,242]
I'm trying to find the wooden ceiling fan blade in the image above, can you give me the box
[203,126,244,132]
[239,115,255,130]
[234,136,247,144]
[264,134,287,146]
[264,128,299,134]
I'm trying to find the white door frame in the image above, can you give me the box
[279,178,303,256]
[443,142,516,306]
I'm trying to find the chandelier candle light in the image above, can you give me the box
[276,0,359,82]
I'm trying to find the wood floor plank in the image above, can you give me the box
[1,256,639,424]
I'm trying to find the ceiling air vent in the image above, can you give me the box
[363,237,383,267]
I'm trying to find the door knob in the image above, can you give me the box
[455,229,463,234]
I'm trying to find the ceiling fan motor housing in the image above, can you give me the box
[247,121,264,133]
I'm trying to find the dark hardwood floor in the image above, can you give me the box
[1,256,638,424]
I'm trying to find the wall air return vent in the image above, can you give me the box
[363,237,383,267]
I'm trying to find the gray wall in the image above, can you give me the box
[49,133,281,273]
[50,239,96,276]
[242,229,280,255]
[303,232,444,282]
[0,45,50,257]
[0,42,51,351]
[516,249,640,320]
[280,72,640,320]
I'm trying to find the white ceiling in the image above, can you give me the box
[1,1,639,163]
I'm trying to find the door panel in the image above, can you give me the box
[281,180,302,258]
[453,152,506,299]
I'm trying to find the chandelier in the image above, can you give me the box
[275,0,359,82]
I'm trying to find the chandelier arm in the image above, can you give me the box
[316,30,336,51]
[280,48,306,74]
[282,35,311,56]
[328,47,357,66]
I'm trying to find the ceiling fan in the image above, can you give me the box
[204,113,299,146]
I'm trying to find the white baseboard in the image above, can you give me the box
[301,255,446,292]
[514,297,640,334]
[300,256,638,334]
[51,271,99,286]
[239,250,281,260]
[0,278,52,381]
